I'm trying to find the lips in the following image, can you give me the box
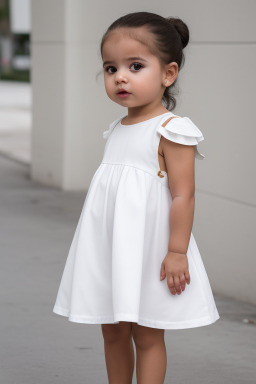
[117,89,130,94]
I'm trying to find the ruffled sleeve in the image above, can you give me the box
[103,116,123,140]
[157,116,205,160]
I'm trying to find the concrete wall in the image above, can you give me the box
[173,1,256,306]
[31,1,256,305]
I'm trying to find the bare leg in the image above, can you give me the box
[132,323,167,384]
[101,321,135,384]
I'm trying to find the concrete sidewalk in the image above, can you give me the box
[1,155,256,384]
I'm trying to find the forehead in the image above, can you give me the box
[102,27,156,60]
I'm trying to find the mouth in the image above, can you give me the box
[117,90,131,98]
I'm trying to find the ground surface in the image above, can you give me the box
[1,155,256,384]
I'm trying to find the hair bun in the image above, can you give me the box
[166,17,189,49]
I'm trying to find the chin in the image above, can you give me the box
[114,98,132,106]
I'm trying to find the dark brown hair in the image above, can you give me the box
[100,11,189,111]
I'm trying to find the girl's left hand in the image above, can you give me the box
[160,251,190,295]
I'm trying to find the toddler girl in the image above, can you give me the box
[53,11,220,384]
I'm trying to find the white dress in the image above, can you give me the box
[53,111,220,330]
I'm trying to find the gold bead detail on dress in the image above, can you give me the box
[158,170,166,178]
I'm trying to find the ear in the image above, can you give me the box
[162,62,178,87]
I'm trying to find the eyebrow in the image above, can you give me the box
[103,57,148,67]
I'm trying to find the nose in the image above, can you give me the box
[115,69,128,84]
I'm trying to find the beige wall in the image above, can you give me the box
[31,1,256,305]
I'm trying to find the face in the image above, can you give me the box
[102,27,177,112]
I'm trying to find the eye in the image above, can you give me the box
[104,62,144,74]
[104,66,116,74]
[130,63,143,71]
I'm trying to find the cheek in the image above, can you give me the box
[134,69,160,89]
[104,75,114,90]
[135,74,160,94]
[104,77,116,99]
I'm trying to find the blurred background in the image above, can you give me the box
[0,0,30,82]
[1,1,255,383]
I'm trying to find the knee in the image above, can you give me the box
[101,322,132,344]
[132,323,164,350]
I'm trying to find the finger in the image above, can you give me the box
[160,263,166,280]
[174,275,182,295]
[179,274,186,291]
[167,275,176,295]
[185,270,190,284]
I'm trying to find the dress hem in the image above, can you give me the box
[53,305,220,330]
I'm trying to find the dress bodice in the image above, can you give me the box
[102,111,205,187]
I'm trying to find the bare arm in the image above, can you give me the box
[161,136,195,254]
[159,136,195,295]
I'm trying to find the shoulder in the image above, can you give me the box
[157,114,205,160]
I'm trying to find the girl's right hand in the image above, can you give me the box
[160,251,190,295]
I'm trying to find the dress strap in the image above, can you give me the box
[161,115,181,127]
[157,115,205,160]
